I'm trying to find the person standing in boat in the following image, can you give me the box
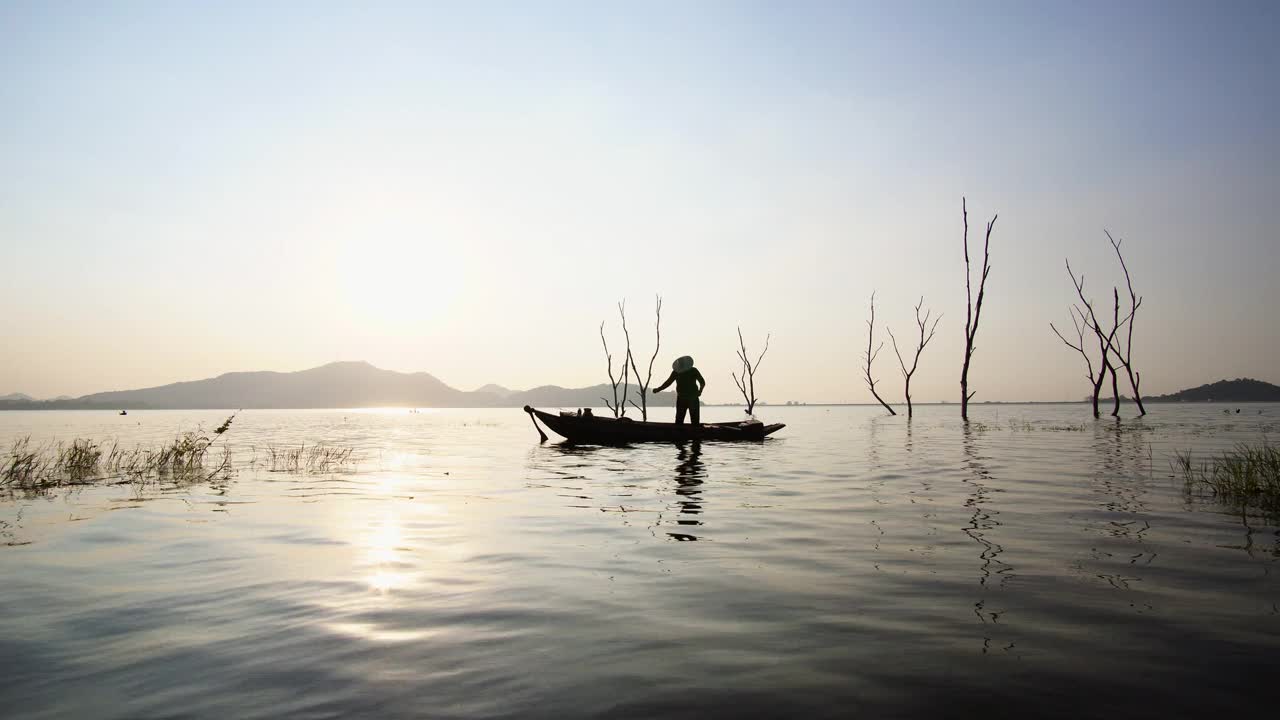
[653,355,705,427]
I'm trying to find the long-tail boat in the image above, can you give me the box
[523,406,784,444]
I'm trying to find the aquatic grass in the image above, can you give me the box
[265,444,358,474]
[0,416,240,494]
[1177,443,1280,512]
[1007,420,1089,432]
[59,439,104,480]
[2,437,49,486]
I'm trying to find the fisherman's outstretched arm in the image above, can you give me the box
[653,371,676,394]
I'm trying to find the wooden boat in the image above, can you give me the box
[523,406,784,444]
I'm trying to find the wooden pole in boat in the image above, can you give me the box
[524,406,549,443]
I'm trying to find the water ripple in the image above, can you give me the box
[1,405,1278,718]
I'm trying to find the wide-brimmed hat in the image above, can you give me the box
[672,356,694,373]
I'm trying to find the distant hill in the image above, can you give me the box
[0,397,121,411]
[0,393,33,402]
[1145,378,1280,403]
[0,362,679,410]
[71,361,477,409]
[474,383,516,397]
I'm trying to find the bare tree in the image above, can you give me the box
[1050,260,1130,418]
[731,327,770,416]
[617,301,633,417]
[1106,231,1146,416]
[599,320,624,417]
[887,296,941,418]
[625,295,663,420]
[1105,288,1122,417]
[616,301,630,417]
[862,292,896,415]
[1050,304,1104,418]
[960,198,997,421]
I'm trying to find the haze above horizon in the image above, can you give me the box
[3,1,1277,403]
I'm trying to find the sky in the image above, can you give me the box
[2,1,1277,404]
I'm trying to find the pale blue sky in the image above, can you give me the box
[2,1,1277,402]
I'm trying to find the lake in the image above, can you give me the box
[1,404,1277,718]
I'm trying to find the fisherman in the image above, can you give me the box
[653,355,705,427]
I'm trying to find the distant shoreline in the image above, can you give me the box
[7,363,1274,411]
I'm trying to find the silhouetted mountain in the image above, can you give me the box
[0,397,121,411]
[0,393,33,402]
[1145,378,1280,403]
[74,361,473,409]
[0,362,679,410]
[474,383,516,397]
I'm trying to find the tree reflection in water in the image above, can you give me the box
[961,423,1013,653]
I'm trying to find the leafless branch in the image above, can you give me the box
[617,300,631,418]
[625,295,662,420]
[1050,306,1096,386]
[1054,257,1134,418]
[1106,231,1146,416]
[733,327,770,415]
[1107,287,1122,417]
[599,321,621,417]
[960,197,996,421]
[888,296,941,418]
[863,292,896,415]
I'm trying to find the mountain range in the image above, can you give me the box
[0,361,678,410]
[3,364,1278,410]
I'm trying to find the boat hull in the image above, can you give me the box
[525,407,784,444]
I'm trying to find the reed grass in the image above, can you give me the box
[1177,443,1280,511]
[1007,420,1088,432]
[3,435,223,492]
[1,416,238,493]
[3,437,48,486]
[2,413,357,498]
[265,444,358,473]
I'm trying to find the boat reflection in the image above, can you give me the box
[667,441,706,541]
[528,440,717,541]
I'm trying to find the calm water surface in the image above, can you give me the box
[2,405,1277,718]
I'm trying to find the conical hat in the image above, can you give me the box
[672,356,694,373]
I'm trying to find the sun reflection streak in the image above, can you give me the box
[327,622,435,643]
[363,508,412,594]
[323,475,461,643]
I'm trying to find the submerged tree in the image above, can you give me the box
[599,320,622,417]
[960,198,997,422]
[862,292,896,416]
[1050,260,1130,418]
[1050,302,1104,419]
[1104,288,1122,417]
[887,297,941,419]
[598,308,631,418]
[1106,231,1146,416]
[732,327,770,416]
[624,295,663,421]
